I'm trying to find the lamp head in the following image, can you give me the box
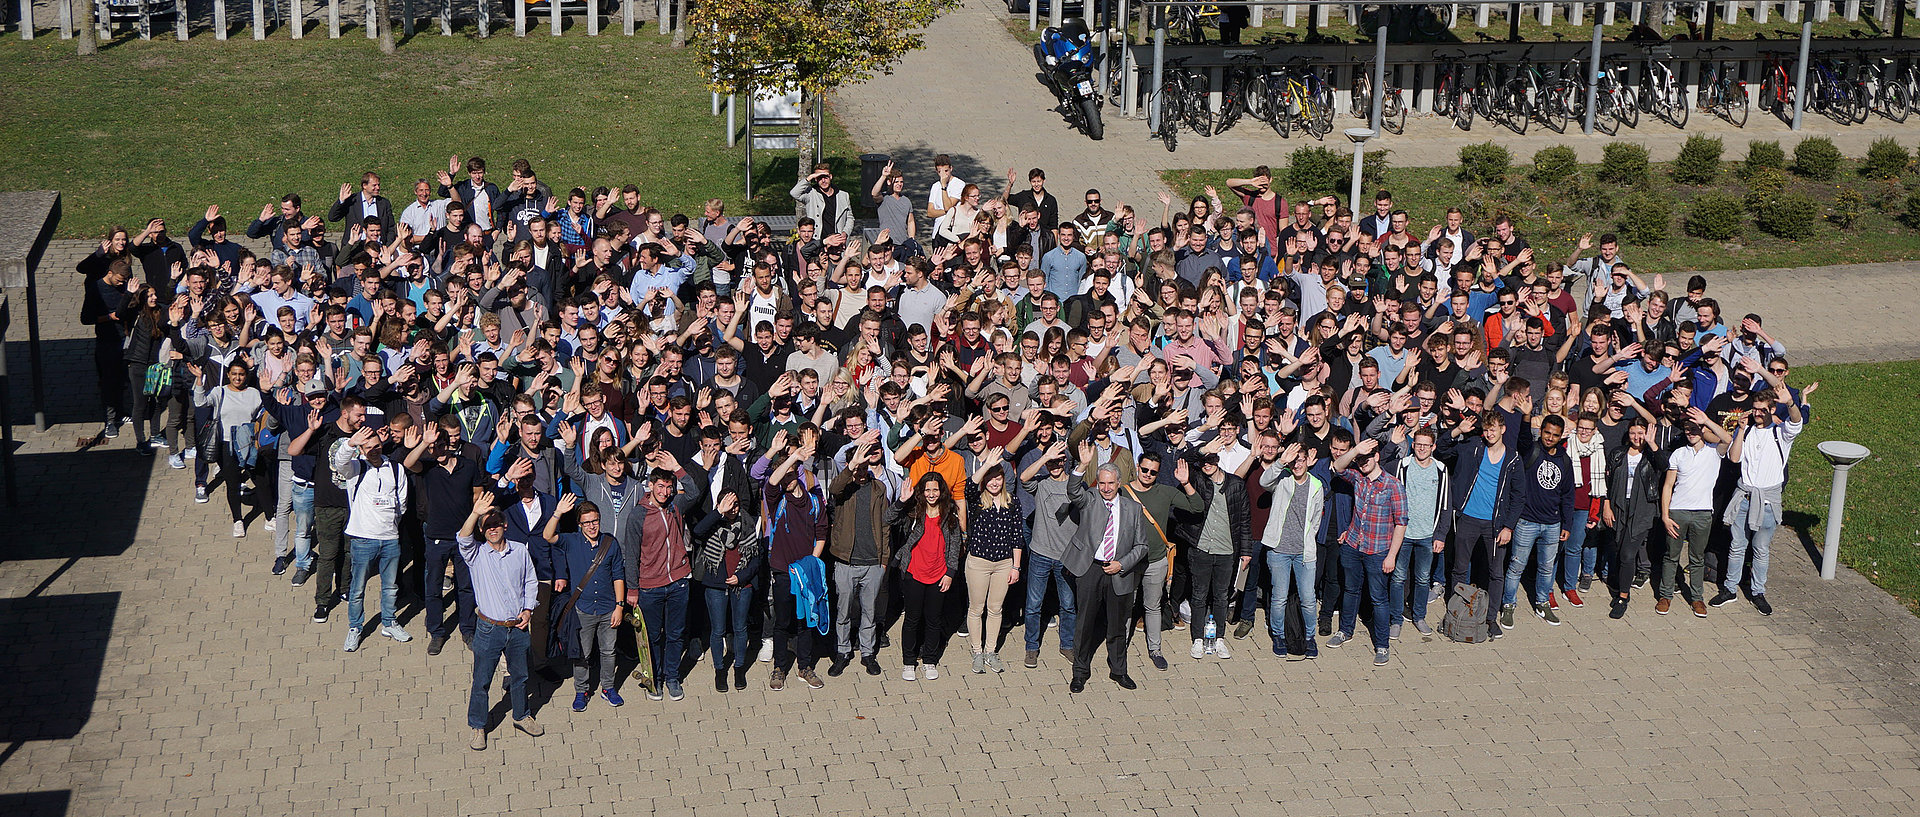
[1818,440,1870,468]
[1344,128,1376,145]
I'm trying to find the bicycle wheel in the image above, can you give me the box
[1217,82,1245,135]
[1615,89,1639,129]
[1434,74,1455,117]
[1271,87,1293,138]
[1383,89,1407,134]
[1243,74,1272,123]
[1453,86,1475,130]
[1415,4,1449,38]
[1847,84,1870,124]
[1759,73,1779,117]
[1157,83,1180,152]
[1502,81,1531,135]
[1883,81,1911,123]
[1727,82,1750,128]
[1666,84,1689,127]
[1540,83,1570,133]
[1314,83,1335,136]
[1183,76,1213,137]
[1352,77,1371,119]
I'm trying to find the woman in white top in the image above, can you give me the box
[193,360,265,536]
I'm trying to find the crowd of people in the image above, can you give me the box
[76,152,1815,750]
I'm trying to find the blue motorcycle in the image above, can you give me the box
[1040,20,1105,140]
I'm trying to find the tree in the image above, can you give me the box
[77,0,98,55]
[377,0,395,54]
[691,0,956,201]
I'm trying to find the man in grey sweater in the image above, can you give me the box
[1019,439,1079,669]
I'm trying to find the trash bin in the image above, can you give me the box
[859,153,891,208]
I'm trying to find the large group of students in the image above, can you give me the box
[78,153,1813,749]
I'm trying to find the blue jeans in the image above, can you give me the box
[1338,546,1391,650]
[1503,520,1561,608]
[290,481,315,571]
[1724,494,1778,596]
[702,581,753,668]
[1390,536,1436,622]
[1557,517,1593,591]
[1265,550,1317,642]
[468,619,529,729]
[347,536,400,632]
[425,537,476,640]
[636,579,690,684]
[1023,552,1076,652]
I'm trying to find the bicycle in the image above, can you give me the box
[1846,50,1909,123]
[1511,47,1569,134]
[1759,51,1797,122]
[1807,54,1866,124]
[1637,43,1689,128]
[1696,46,1749,128]
[1267,59,1333,139]
[1351,63,1407,134]
[1433,50,1476,131]
[1151,57,1210,152]
[1217,53,1271,134]
[1169,2,1221,45]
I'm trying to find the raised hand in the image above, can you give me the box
[557,493,579,515]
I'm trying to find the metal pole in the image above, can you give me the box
[1791,5,1810,130]
[1029,0,1037,29]
[726,94,736,147]
[1898,0,1906,37]
[1348,142,1366,211]
[1370,22,1386,132]
[1508,1,1519,39]
[1822,463,1854,580]
[1583,15,1602,133]
[743,88,754,199]
[1150,4,1166,132]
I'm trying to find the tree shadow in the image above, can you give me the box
[0,791,71,817]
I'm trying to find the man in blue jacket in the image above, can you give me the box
[544,495,627,713]
[1498,414,1577,629]
[1441,410,1516,638]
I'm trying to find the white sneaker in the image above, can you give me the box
[183,447,196,460]
[265,519,276,533]
[1214,638,1232,659]
[232,521,246,538]
[343,628,362,652]
[922,663,938,680]
[902,665,917,681]
[1189,639,1206,660]
[381,625,413,643]
[167,453,185,470]
[758,641,773,663]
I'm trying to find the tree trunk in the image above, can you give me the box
[376,0,394,51]
[794,92,817,219]
[76,0,97,53]
[670,0,684,46]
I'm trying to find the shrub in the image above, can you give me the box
[1617,192,1672,245]
[1362,149,1390,189]
[1860,137,1912,181]
[1906,188,1920,227]
[1755,192,1818,240]
[1684,192,1744,240]
[1830,189,1867,229]
[1672,134,1724,185]
[1872,179,1905,210]
[1564,173,1616,218]
[1793,137,1843,181]
[1458,142,1512,186]
[1530,145,1579,186]
[1285,145,1347,197]
[1742,140,1787,180]
[1597,143,1650,186]
[1743,168,1788,214]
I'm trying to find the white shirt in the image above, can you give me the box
[519,497,545,532]
[336,454,410,540]
[1666,443,1722,511]
[928,177,967,214]
[1624,452,1643,500]
[1738,420,1801,489]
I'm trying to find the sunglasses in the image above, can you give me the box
[1136,467,1158,475]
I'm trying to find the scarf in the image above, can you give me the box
[1568,433,1608,497]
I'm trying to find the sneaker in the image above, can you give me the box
[1610,596,1629,619]
[1499,605,1516,629]
[343,628,362,652]
[1171,617,1188,631]
[1692,600,1708,618]
[1752,594,1772,616]
[264,519,276,533]
[758,641,774,662]
[232,521,246,538]
[150,436,169,450]
[1538,604,1561,626]
[1212,639,1230,660]
[902,665,917,682]
[1547,594,1559,611]
[291,567,311,587]
[311,605,328,623]
[645,683,664,701]
[103,422,118,440]
[1489,622,1503,639]
[1189,640,1206,660]
[1389,621,1402,640]
[1413,619,1434,636]
[1317,619,1333,637]
[766,670,786,691]
[168,453,186,469]
[135,441,153,456]
[428,634,447,656]
[194,485,208,504]
[380,624,412,643]
[1327,631,1349,648]
[863,656,882,676]
[665,681,685,700]
[972,653,987,674]
[600,689,624,707]
[1579,574,1595,591]
[1233,620,1255,640]
[922,663,938,680]
[797,669,823,690]
[272,554,291,576]
[470,728,487,751]
[1634,572,1649,589]
[984,653,1005,673]
[183,446,195,460]
[827,654,851,677]
[1024,649,1040,669]
[1656,597,1672,615]
[1304,639,1319,658]
[573,692,589,712]
[514,718,543,737]
[1374,648,1389,666]
[1565,588,1585,608]
[1709,588,1738,608]
[956,628,970,638]
[1150,651,1168,671]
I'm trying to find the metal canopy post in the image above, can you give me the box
[1508,2,1520,39]
[1703,0,1715,39]
[1370,20,1387,132]
[1791,2,1811,130]
[1898,0,1907,36]
[1583,12,1603,133]
[1150,4,1166,133]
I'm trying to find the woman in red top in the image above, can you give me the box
[890,472,963,681]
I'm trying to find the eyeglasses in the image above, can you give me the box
[1768,368,1788,375]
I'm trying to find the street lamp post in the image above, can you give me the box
[1816,440,1871,581]
[1344,128,1375,213]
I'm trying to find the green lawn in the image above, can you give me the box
[1780,360,1920,612]
[1164,153,1920,273]
[0,33,858,239]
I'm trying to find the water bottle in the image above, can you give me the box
[1203,615,1217,653]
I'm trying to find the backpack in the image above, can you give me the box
[1439,582,1491,644]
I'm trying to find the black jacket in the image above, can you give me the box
[888,500,964,580]
[1190,472,1256,558]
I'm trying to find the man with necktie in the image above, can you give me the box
[1062,447,1150,692]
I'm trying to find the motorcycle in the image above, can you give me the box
[1040,20,1105,140]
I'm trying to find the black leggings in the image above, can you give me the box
[214,440,248,521]
[899,577,947,666]
[1188,550,1235,639]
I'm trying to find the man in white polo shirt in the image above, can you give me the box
[1659,407,1730,618]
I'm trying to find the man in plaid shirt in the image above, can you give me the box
[1327,437,1407,666]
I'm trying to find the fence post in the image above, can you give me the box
[623,0,631,33]
[1843,0,1858,18]
[17,0,31,39]
[477,0,487,35]
[1757,0,1769,19]
[365,0,376,37]
[513,0,522,34]
[657,0,665,32]
[550,0,560,34]
[1791,8,1810,130]
[587,0,596,33]
[439,0,449,34]
[62,0,75,37]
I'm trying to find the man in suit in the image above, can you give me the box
[327,172,396,236]
[499,468,561,677]
[1063,457,1150,692]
